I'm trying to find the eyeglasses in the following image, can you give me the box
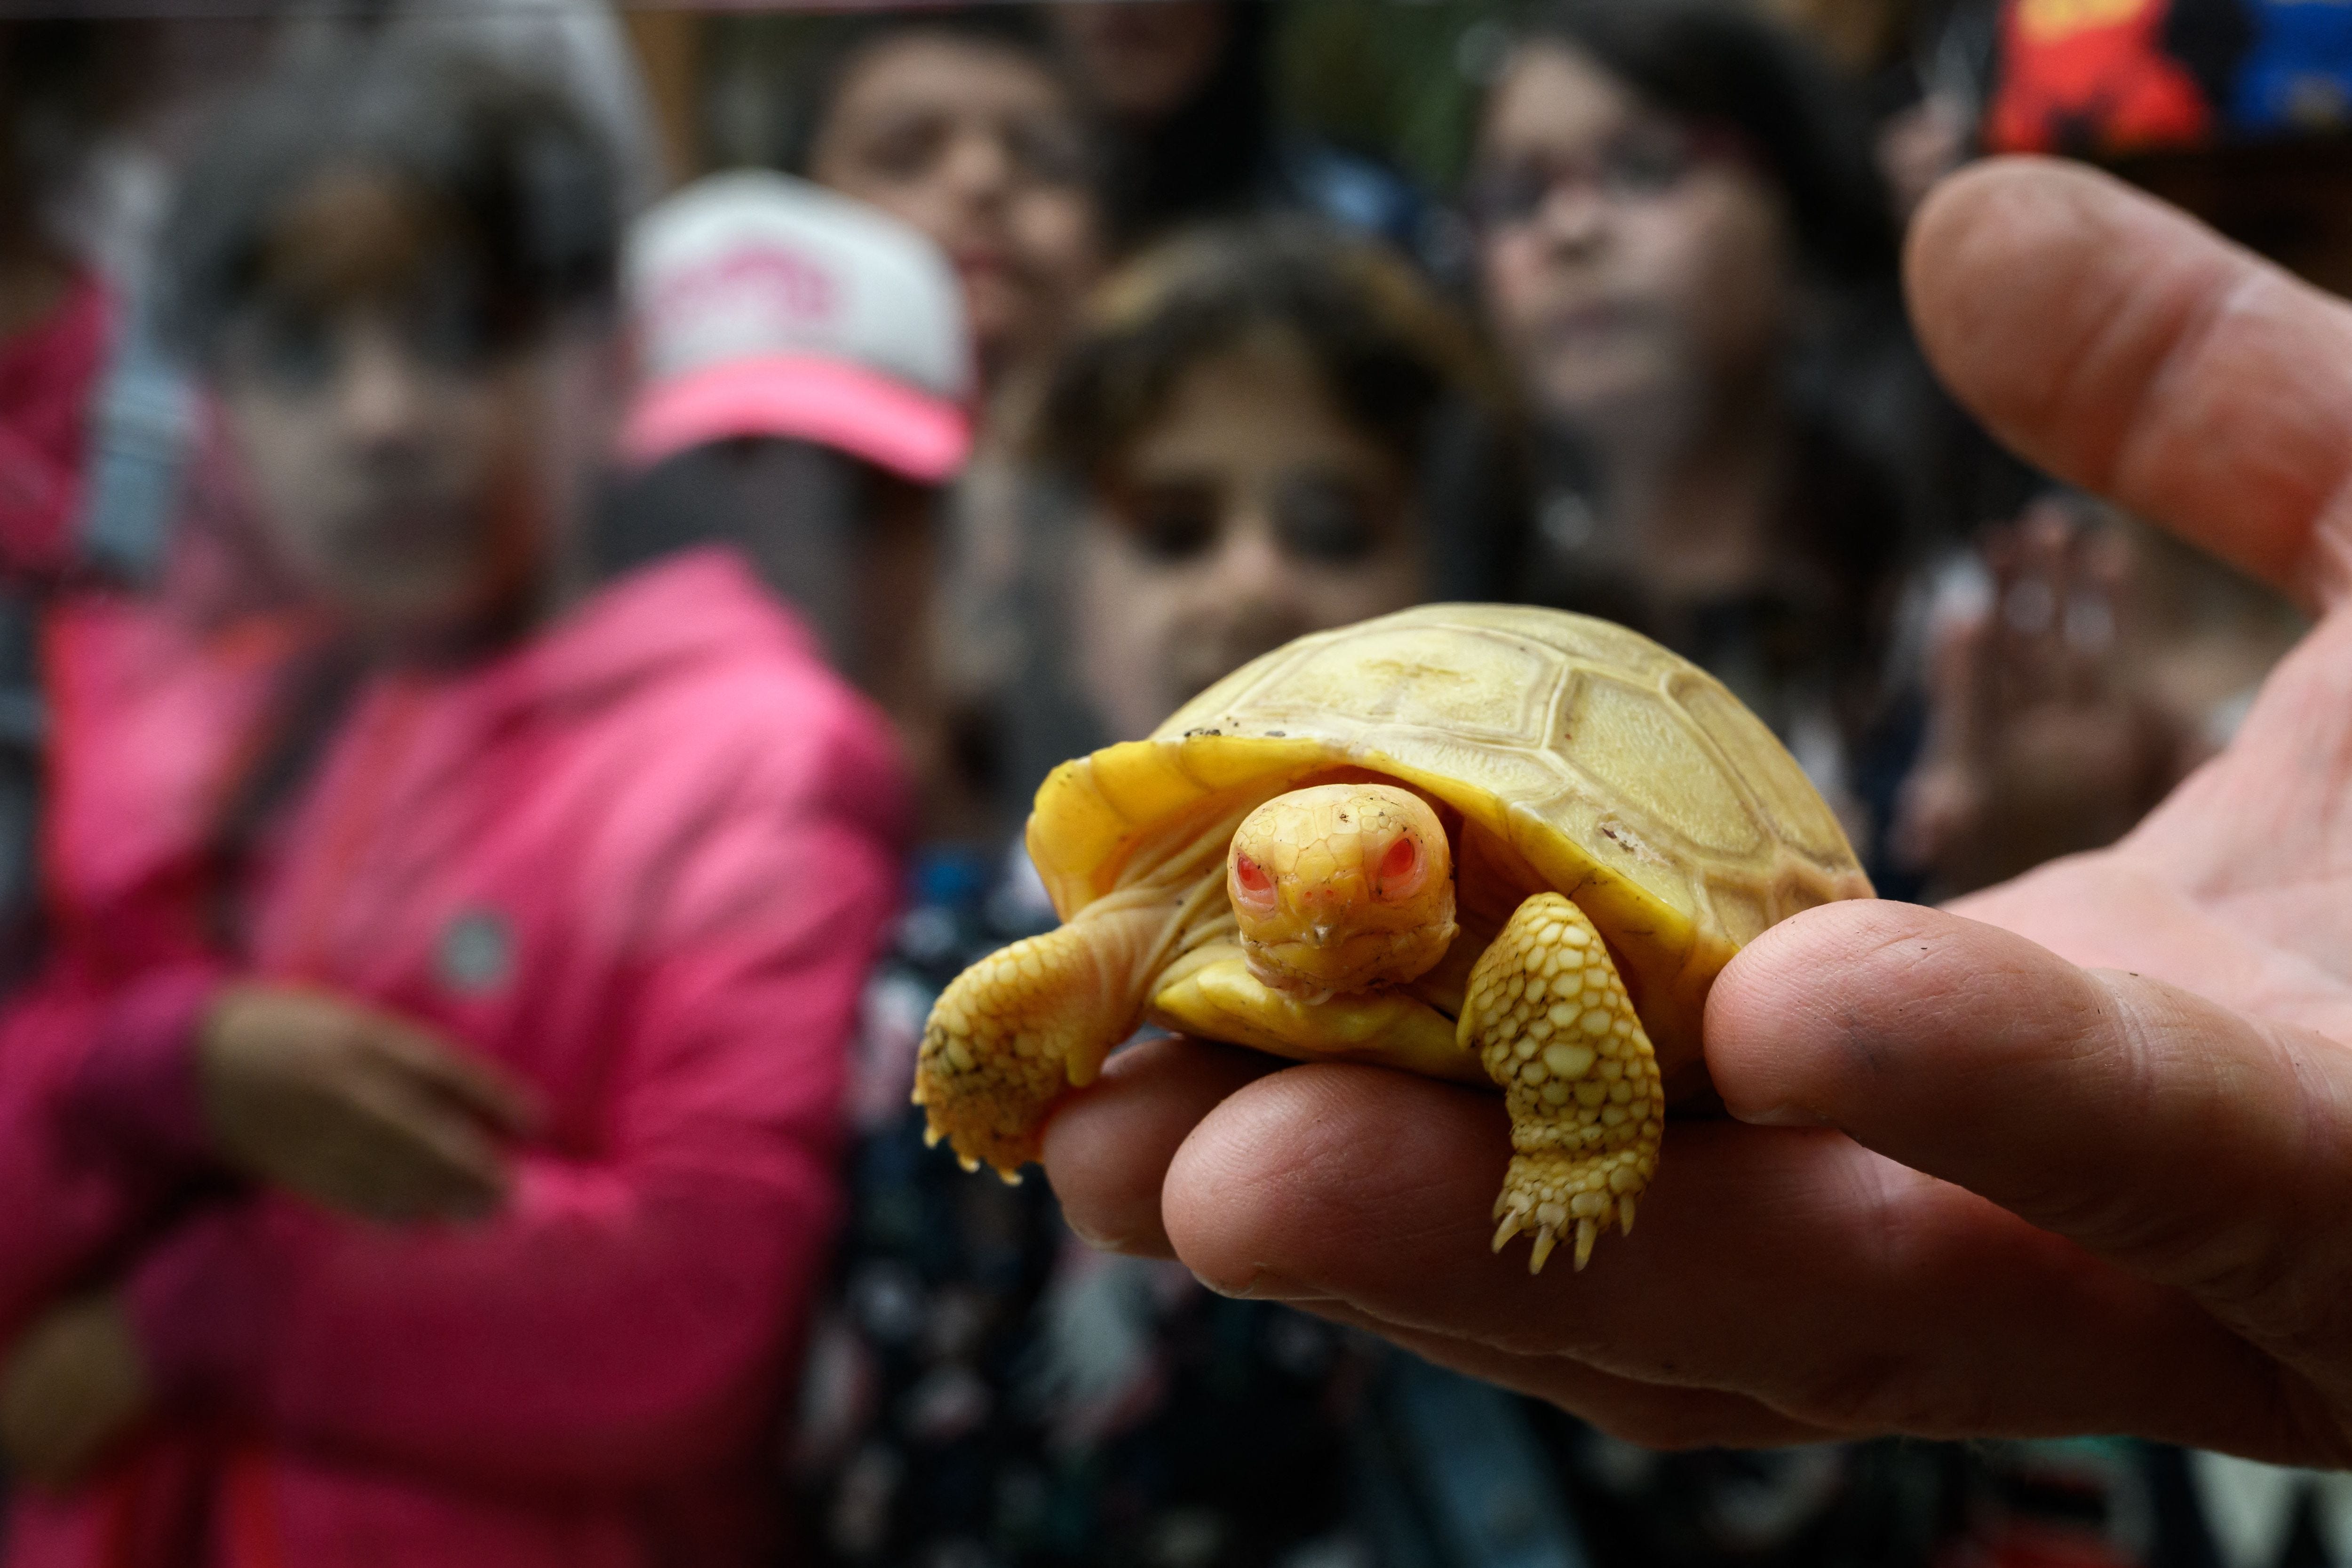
[1466,121,1743,229]
[1107,470,1401,567]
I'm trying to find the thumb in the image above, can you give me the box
[1908,158,2352,606]
[1704,900,2352,1354]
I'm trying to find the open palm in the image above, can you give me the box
[1040,159,2352,1465]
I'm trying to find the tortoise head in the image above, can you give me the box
[1227,781,1458,996]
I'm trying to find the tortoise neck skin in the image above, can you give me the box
[1226,782,1459,999]
[1057,800,1253,1046]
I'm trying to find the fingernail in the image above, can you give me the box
[1061,1217,1132,1253]
[1192,1265,1311,1301]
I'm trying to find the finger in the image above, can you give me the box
[364,1020,542,1137]
[2077,530,2131,705]
[2077,528,2133,700]
[1156,1061,2310,1458]
[335,1074,512,1222]
[0,1297,146,1489]
[310,1138,501,1225]
[2034,504,2101,700]
[1924,587,1991,768]
[2002,502,2075,706]
[1885,763,1966,874]
[1976,521,2033,727]
[2082,525,2135,603]
[2052,512,2125,702]
[1298,1296,1842,1450]
[1707,898,2352,1443]
[1042,1034,1284,1257]
[1908,159,2352,609]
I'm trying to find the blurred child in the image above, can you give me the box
[282,0,668,215]
[787,8,1104,403]
[782,10,1112,837]
[0,42,903,1568]
[603,169,983,838]
[793,222,1526,1568]
[1468,0,1925,864]
[1030,220,1501,747]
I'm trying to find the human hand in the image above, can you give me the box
[0,1296,148,1490]
[199,986,539,1223]
[1039,158,2352,1463]
[1893,498,2176,892]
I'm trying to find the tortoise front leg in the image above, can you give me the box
[1459,892,1664,1273]
[915,892,1176,1179]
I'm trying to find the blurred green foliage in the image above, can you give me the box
[1272,0,1518,193]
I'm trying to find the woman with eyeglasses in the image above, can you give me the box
[1469,0,1960,894]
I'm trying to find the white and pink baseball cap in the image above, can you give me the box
[620,170,974,483]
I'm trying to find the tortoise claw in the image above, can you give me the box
[1461,892,1665,1274]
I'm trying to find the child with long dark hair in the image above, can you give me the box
[0,40,902,1568]
[1470,0,1958,883]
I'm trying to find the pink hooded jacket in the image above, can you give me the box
[0,548,907,1568]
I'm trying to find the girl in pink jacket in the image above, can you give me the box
[0,42,905,1568]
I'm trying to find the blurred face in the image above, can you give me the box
[811,32,1104,388]
[1073,342,1425,740]
[1473,42,1796,440]
[1048,1,1229,123]
[215,168,591,647]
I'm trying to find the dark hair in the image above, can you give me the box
[776,7,1068,178]
[1,20,122,208]
[159,38,620,365]
[1507,0,1896,284]
[1034,221,1498,487]
[1096,3,1275,246]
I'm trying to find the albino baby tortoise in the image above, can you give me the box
[916,604,1871,1271]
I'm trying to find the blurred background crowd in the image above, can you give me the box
[0,1,2339,1566]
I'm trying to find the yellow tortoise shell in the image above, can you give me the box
[1025,603,1873,1083]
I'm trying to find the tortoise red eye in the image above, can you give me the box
[1377,836,1421,896]
[1232,854,1277,909]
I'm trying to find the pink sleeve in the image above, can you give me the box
[0,962,224,1342]
[124,804,898,1490]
